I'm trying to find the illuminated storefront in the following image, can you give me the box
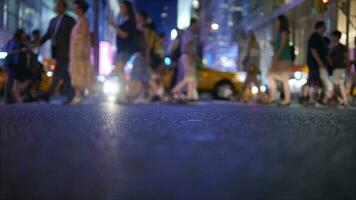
[238,0,356,84]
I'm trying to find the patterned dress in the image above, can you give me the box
[69,17,93,90]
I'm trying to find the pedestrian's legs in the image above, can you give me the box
[302,85,309,97]
[252,73,261,89]
[186,80,194,100]
[338,83,348,105]
[267,72,277,102]
[169,67,178,90]
[4,68,15,103]
[240,73,253,101]
[192,80,199,100]
[333,69,348,105]
[12,80,22,102]
[47,67,63,96]
[60,62,75,101]
[281,72,291,103]
[319,67,333,104]
[172,79,188,94]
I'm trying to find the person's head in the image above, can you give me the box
[331,30,342,44]
[189,18,199,33]
[32,30,41,39]
[159,33,166,43]
[120,0,135,20]
[136,10,148,25]
[275,15,289,33]
[13,29,26,43]
[315,21,326,35]
[55,0,68,15]
[73,0,89,16]
[246,30,256,40]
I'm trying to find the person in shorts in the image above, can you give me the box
[304,21,333,105]
[330,30,349,106]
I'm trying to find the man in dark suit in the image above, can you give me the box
[39,0,75,103]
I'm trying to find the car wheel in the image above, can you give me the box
[215,82,234,100]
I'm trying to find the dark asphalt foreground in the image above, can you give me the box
[0,102,356,200]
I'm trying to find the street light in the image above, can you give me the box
[192,0,199,9]
[171,29,178,40]
[0,52,8,59]
[211,23,219,31]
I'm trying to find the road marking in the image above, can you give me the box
[187,119,203,122]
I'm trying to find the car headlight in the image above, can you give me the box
[235,72,247,82]
[293,71,303,80]
[103,79,120,95]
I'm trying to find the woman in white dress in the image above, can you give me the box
[68,0,93,105]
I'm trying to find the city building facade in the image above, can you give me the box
[238,0,355,82]
[0,0,56,57]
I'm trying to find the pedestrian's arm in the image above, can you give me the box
[116,27,129,39]
[6,49,26,55]
[108,20,129,39]
[245,39,252,59]
[40,20,52,45]
[311,48,326,68]
[274,31,288,60]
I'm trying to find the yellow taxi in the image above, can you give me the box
[0,58,56,95]
[162,67,244,99]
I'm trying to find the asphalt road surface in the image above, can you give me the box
[1,101,356,199]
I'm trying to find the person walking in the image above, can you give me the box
[301,21,332,105]
[132,11,152,103]
[68,0,93,105]
[266,15,292,106]
[39,0,76,104]
[239,30,261,102]
[3,35,17,103]
[330,30,349,106]
[108,0,137,102]
[4,29,31,103]
[171,18,200,101]
[28,30,43,101]
[168,30,183,90]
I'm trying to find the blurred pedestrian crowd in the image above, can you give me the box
[1,0,355,107]
[241,16,356,107]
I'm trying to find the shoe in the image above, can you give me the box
[69,96,82,105]
[133,96,149,104]
[263,99,277,105]
[278,101,291,107]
